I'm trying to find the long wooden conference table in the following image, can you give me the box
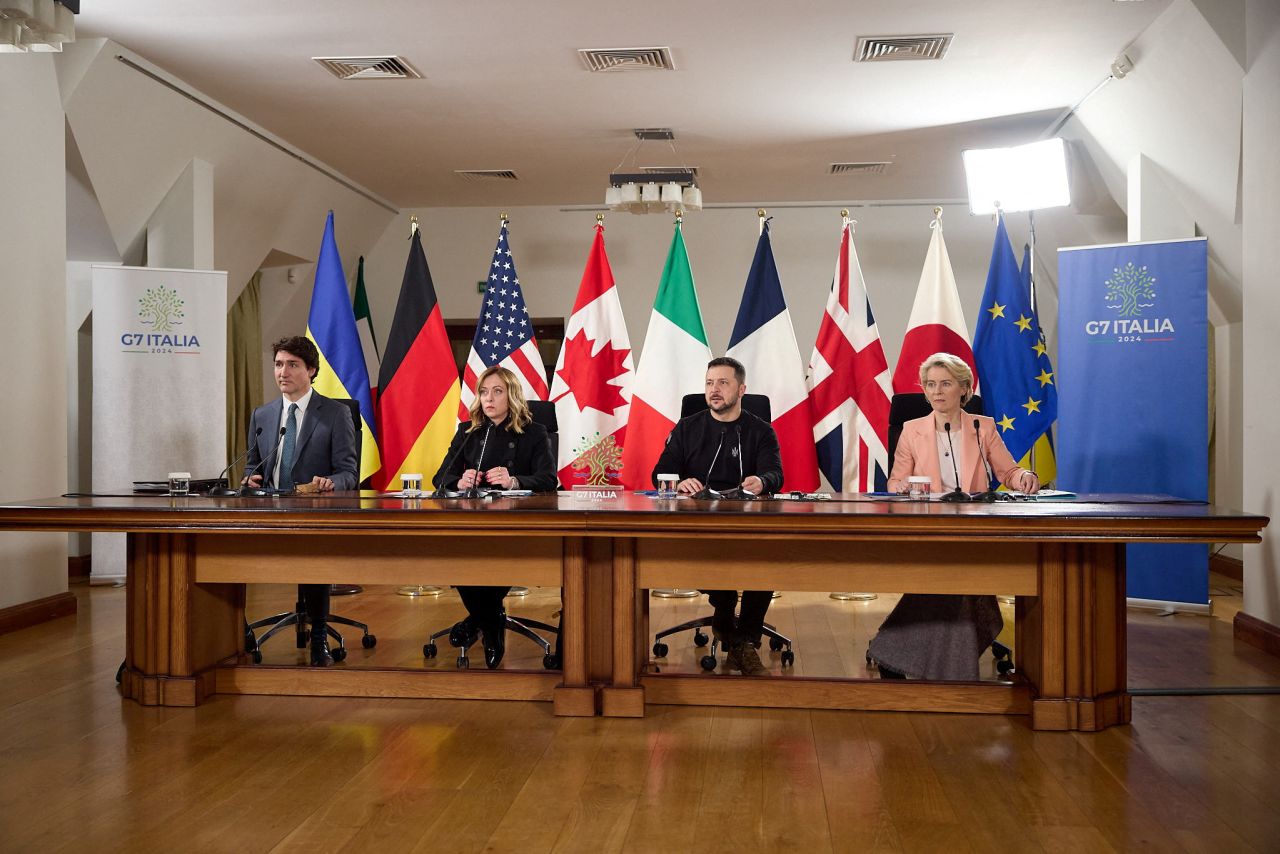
[0,491,1267,731]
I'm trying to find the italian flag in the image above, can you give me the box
[619,220,712,490]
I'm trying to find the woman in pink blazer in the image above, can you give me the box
[871,353,1039,681]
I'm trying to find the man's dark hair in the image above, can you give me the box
[272,335,320,381]
[707,356,746,384]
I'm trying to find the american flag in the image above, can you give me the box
[459,221,550,419]
[807,221,892,492]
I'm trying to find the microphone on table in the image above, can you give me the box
[465,423,493,499]
[693,427,728,500]
[208,427,261,496]
[972,418,1003,503]
[430,427,473,498]
[240,426,287,497]
[940,422,970,503]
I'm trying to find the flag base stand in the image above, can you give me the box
[651,589,700,599]
[830,592,878,601]
[397,586,444,597]
[772,591,782,599]
[330,584,363,596]
[506,586,530,597]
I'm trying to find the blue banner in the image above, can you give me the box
[1057,238,1209,605]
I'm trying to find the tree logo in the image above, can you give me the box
[1104,263,1156,318]
[569,433,624,486]
[137,285,185,332]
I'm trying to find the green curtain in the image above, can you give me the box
[226,272,264,485]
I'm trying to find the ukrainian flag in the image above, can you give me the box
[972,214,1057,485]
[305,211,381,484]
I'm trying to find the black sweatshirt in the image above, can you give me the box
[650,409,784,494]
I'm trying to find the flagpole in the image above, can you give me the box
[758,208,766,235]
[828,208,880,604]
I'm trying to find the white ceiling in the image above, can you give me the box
[77,0,1171,208]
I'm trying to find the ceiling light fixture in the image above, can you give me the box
[605,129,701,214]
[0,0,75,53]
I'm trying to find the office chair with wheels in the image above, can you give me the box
[649,392,795,671]
[244,398,377,663]
[422,399,561,670]
[866,391,1014,677]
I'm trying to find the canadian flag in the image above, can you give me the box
[892,216,978,393]
[549,222,634,487]
[726,220,819,492]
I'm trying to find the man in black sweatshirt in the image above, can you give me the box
[651,357,784,676]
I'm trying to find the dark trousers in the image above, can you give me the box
[301,583,329,633]
[458,585,510,631]
[706,589,772,644]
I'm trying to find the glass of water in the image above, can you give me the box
[168,472,191,496]
[401,473,423,498]
[656,474,679,498]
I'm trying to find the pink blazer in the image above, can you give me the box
[887,413,1028,493]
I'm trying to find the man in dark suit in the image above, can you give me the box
[245,335,357,666]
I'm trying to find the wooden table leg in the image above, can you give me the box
[553,536,597,716]
[601,537,644,717]
[1022,543,1130,731]
[121,532,239,707]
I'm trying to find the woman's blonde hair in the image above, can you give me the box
[468,365,531,433]
[917,352,974,404]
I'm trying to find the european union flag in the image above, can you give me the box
[972,214,1057,466]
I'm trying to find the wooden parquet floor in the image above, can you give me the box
[1,576,1278,853]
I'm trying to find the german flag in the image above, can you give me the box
[375,227,461,490]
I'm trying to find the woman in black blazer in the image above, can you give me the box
[433,365,557,667]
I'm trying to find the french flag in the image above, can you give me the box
[892,215,978,393]
[726,220,819,492]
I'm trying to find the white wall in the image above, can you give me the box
[0,55,69,610]
[1241,0,1280,625]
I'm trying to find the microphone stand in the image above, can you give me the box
[465,423,493,499]
[240,426,288,497]
[208,427,262,496]
[971,417,1006,502]
[735,424,757,500]
[693,427,728,500]
[428,427,472,498]
[939,421,970,503]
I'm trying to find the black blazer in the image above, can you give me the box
[245,391,358,490]
[433,417,557,492]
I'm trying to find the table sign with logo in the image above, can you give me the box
[91,265,227,581]
[1057,237,1209,608]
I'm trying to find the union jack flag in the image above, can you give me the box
[459,221,549,418]
[806,221,892,492]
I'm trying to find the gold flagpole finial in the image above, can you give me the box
[933,206,943,218]
[840,209,849,219]
[409,215,420,237]
[596,212,605,223]
[675,209,684,223]
[757,208,766,219]
[499,211,509,223]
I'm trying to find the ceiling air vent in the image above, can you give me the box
[579,47,676,72]
[829,162,892,175]
[313,56,422,80]
[854,35,953,62]
[454,170,520,182]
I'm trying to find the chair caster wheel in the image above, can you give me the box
[769,637,784,651]
[781,650,795,667]
[331,647,347,663]
[693,631,709,648]
[653,642,669,658]
[423,643,437,658]
[996,659,1015,675]
[362,634,377,648]
[700,655,717,671]
[543,654,561,670]
[251,650,262,664]
[457,655,470,669]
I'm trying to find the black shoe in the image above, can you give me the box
[483,617,506,669]
[449,618,480,648]
[310,635,334,667]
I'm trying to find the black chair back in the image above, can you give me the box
[526,400,561,486]
[886,393,984,461]
[334,398,363,466]
[679,393,772,422]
